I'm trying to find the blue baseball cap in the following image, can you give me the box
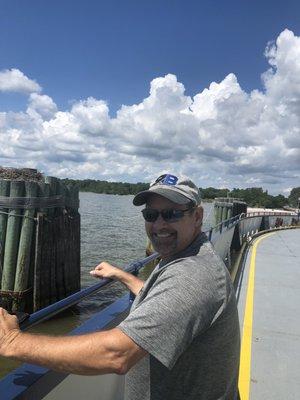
[133,174,201,206]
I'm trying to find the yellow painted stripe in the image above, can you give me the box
[238,233,275,400]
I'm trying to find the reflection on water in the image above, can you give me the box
[0,194,214,378]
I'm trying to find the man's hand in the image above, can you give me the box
[0,307,21,357]
[90,261,144,296]
[90,261,120,279]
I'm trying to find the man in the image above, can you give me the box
[0,173,240,399]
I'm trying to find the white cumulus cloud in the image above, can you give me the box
[0,29,299,194]
[0,68,41,93]
[27,93,58,121]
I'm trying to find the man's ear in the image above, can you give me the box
[194,206,203,228]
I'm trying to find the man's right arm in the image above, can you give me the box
[90,262,144,295]
[0,308,147,375]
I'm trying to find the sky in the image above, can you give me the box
[0,0,300,195]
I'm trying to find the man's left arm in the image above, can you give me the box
[0,307,147,375]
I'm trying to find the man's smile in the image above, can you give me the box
[154,232,174,238]
[151,229,177,241]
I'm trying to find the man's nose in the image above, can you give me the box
[152,214,168,227]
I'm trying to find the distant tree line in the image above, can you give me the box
[200,187,284,208]
[288,187,300,208]
[62,179,300,209]
[62,178,149,195]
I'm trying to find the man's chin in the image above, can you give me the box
[152,243,177,259]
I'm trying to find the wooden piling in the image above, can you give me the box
[215,197,247,225]
[0,180,10,278]
[1,181,24,309]
[13,181,38,311]
[44,176,58,303]
[222,205,228,222]
[44,176,58,217]
[34,183,51,308]
[214,205,219,225]
[69,185,80,293]
[56,180,67,299]
[0,168,80,312]
[216,205,223,225]
[33,213,46,310]
[37,182,50,215]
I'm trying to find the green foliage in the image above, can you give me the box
[288,187,300,207]
[229,187,269,207]
[200,187,229,199]
[62,178,298,209]
[62,178,149,196]
[202,186,289,209]
[270,194,287,209]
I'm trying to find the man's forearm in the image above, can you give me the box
[3,328,143,375]
[114,270,144,295]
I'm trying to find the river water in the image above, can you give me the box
[0,193,215,377]
[77,193,214,318]
[80,192,214,286]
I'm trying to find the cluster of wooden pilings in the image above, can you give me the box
[214,197,247,225]
[0,168,80,313]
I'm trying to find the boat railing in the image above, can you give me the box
[20,252,159,331]
[244,211,298,217]
[0,210,298,399]
[19,210,298,331]
[206,210,297,237]
[205,214,240,239]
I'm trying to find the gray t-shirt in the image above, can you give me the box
[118,232,240,400]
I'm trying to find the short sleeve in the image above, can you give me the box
[118,260,224,369]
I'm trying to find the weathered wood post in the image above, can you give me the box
[214,204,220,225]
[222,205,228,222]
[214,197,247,225]
[0,167,81,313]
[46,176,59,303]
[35,181,51,309]
[13,181,38,311]
[0,180,10,274]
[215,204,223,225]
[1,181,24,309]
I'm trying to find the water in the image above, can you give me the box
[77,193,214,318]
[80,193,214,285]
[0,193,214,378]
[80,192,148,287]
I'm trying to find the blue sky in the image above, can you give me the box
[2,0,299,113]
[0,0,300,194]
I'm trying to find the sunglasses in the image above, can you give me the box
[141,207,194,223]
